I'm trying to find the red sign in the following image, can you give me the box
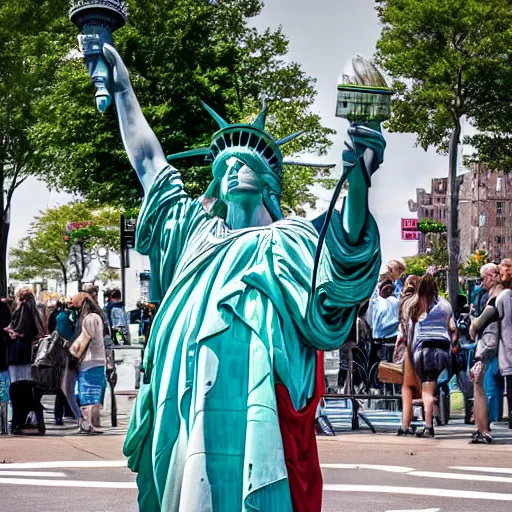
[401,218,418,231]
[401,218,419,241]
[402,231,420,241]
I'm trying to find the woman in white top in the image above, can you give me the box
[70,293,106,434]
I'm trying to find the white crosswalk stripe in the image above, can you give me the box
[322,462,512,506]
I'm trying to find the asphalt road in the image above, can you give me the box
[2,425,512,512]
[320,434,512,512]
[2,350,512,511]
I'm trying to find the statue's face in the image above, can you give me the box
[219,157,265,204]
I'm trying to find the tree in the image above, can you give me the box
[403,254,434,277]
[0,0,76,295]
[460,249,488,278]
[375,0,512,311]
[9,202,120,295]
[30,0,335,209]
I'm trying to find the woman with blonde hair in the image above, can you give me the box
[69,292,107,434]
[396,275,421,435]
[408,275,457,438]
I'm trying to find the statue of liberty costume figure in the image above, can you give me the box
[82,40,385,511]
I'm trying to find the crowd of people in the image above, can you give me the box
[367,258,512,443]
[0,285,131,435]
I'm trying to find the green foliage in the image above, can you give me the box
[29,0,335,209]
[404,254,434,277]
[9,202,120,291]
[375,0,512,158]
[0,0,73,197]
[0,0,77,293]
[418,220,447,234]
[404,233,448,276]
[429,233,449,267]
[375,0,512,309]
[460,249,488,278]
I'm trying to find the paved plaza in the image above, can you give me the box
[1,396,511,512]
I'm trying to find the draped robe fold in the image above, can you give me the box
[123,166,381,511]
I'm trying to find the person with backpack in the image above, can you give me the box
[105,288,131,345]
[408,275,457,438]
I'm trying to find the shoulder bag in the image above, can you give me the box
[68,324,92,362]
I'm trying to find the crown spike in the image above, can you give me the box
[277,131,304,146]
[252,96,268,130]
[167,147,210,161]
[282,161,336,169]
[201,101,229,129]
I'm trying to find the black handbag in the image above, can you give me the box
[31,331,69,391]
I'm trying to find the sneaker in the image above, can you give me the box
[416,426,435,438]
[471,432,493,444]
[397,425,417,436]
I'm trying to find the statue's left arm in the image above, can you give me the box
[305,124,384,349]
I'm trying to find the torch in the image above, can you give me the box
[335,55,392,125]
[69,0,128,112]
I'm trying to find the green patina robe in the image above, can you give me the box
[124,166,380,511]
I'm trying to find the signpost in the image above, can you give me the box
[401,218,419,241]
[65,221,94,291]
[120,215,137,301]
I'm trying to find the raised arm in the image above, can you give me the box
[341,123,386,245]
[83,41,168,192]
[302,123,384,350]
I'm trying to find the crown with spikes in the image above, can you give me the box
[166,100,335,175]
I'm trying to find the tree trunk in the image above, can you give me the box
[0,162,8,297]
[78,241,85,292]
[447,119,462,313]
[0,214,9,297]
[56,256,68,297]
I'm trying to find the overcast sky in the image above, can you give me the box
[9,1,451,262]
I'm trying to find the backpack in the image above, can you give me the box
[31,331,69,391]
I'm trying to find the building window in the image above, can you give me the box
[496,236,505,246]
[496,177,504,192]
[497,202,504,215]
[438,181,444,192]
[497,216,505,228]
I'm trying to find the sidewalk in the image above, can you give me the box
[0,432,127,464]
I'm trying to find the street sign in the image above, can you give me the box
[402,231,420,241]
[401,218,419,241]
[401,218,418,231]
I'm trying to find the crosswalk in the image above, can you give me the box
[1,459,512,511]
[0,460,136,489]
[322,462,512,511]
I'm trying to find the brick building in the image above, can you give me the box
[409,178,448,254]
[410,164,512,262]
